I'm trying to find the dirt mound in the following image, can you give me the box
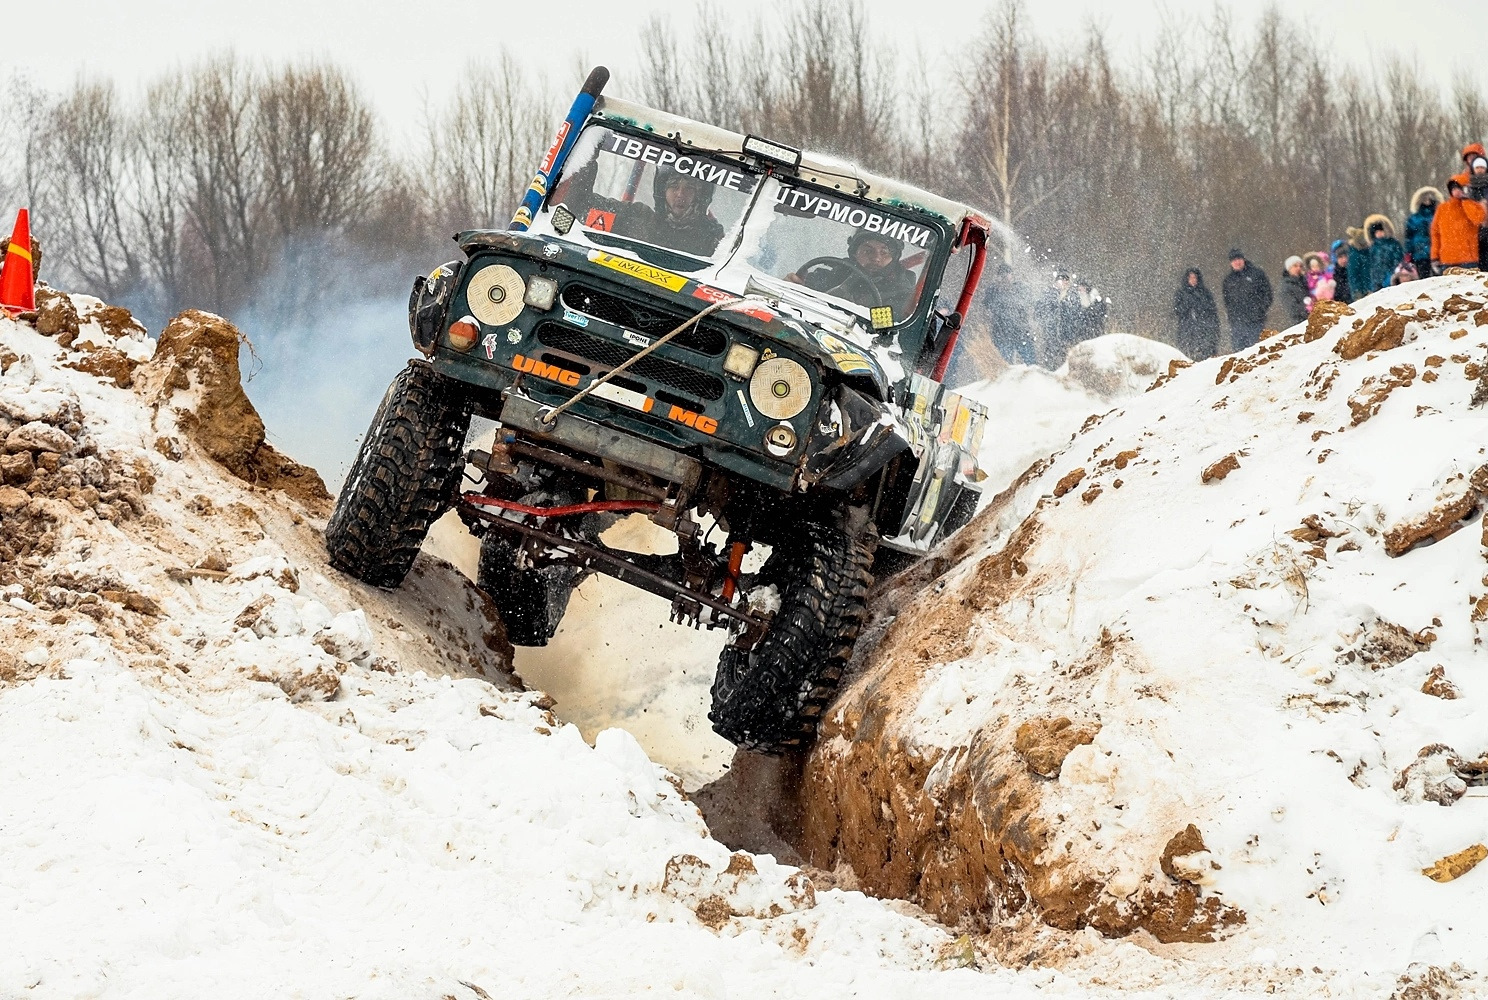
[134,310,330,513]
[780,274,1488,971]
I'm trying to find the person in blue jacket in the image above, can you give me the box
[1403,187,1441,270]
[1364,214,1404,294]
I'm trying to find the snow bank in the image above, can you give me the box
[6,299,1229,999]
[799,277,1488,994]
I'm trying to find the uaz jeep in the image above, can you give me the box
[326,68,993,753]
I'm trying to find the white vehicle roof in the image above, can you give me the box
[592,96,985,232]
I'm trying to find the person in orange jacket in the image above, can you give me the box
[1430,178,1487,272]
[1450,142,1487,189]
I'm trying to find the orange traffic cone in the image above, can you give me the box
[0,209,36,316]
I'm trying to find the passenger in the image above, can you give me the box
[789,230,918,318]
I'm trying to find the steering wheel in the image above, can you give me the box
[795,256,884,306]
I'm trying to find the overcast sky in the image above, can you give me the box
[11,0,1487,141]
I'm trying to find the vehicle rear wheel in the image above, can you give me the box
[708,520,875,754]
[324,362,471,589]
[476,531,584,646]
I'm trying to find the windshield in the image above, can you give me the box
[742,183,942,325]
[548,125,757,268]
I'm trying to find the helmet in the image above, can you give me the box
[652,167,713,215]
[847,229,904,261]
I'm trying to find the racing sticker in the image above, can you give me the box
[692,284,776,323]
[584,207,616,232]
[601,132,757,195]
[591,251,689,292]
[539,121,571,174]
[813,331,875,376]
[590,380,654,413]
[773,187,934,249]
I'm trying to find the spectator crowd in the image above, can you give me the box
[975,139,1488,371]
[1172,140,1488,360]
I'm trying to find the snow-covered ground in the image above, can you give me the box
[1,300,1273,999]
[802,276,1488,997]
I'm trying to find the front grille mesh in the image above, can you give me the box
[536,324,726,401]
[560,284,727,356]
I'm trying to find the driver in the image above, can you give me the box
[790,230,917,318]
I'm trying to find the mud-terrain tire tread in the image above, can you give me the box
[324,363,470,589]
[709,522,875,753]
[476,533,583,646]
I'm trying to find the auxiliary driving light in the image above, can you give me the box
[525,275,559,311]
[764,423,797,457]
[722,342,760,380]
[447,316,480,352]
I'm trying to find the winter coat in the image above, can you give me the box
[1035,285,1084,368]
[1431,195,1487,267]
[1305,268,1335,304]
[1451,142,1488,189]
[983,281,1036,365]
[1279,272,1310,325]
[1221,261,1273,326]
[1331,240,1352,303]
[1173,271,1220,360]
[1346,228,1372,300]
[1369,235,1405,294]
[1403,187,1441,266]
[1076,287,1107,342]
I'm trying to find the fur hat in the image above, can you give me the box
[1346,227,1369,250]
[1410,186,1443,214]
[1363,213,1395,241]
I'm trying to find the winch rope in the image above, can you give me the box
[538,294,771,427]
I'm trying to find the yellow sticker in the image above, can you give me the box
[870,306,894,329]
[592,252,689,292]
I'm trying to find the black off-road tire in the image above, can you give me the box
[708,522,875,753]
[325,363,471,589]
[476,534,583,646]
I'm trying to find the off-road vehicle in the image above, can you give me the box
[326,68,993,753]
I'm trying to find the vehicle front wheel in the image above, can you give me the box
[708,521,875,753]
[324,362,471,589]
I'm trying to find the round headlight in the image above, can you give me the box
[467,264,526,325]
[749,357,811,420]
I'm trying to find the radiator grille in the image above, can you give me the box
[536,324,726,401]
[560,284,727,356]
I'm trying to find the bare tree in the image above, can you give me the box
[426,55,552,232]
[42,80,141,300]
